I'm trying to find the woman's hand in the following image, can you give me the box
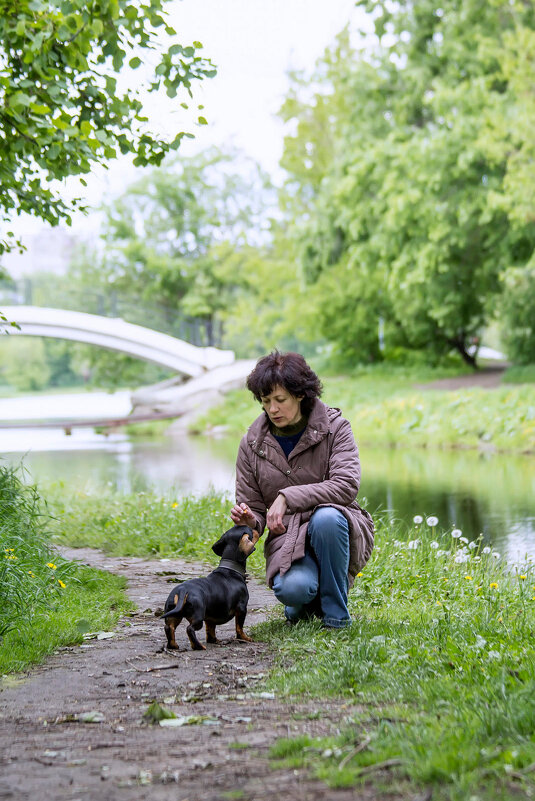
[266,493,287,535]
[230,502,257,529]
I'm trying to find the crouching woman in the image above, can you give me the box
[229,351,374,628]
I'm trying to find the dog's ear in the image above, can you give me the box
[212,533,228,556]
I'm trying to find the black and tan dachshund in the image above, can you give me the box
[162,525,260,651]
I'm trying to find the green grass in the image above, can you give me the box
[192,365,535,453]
[502,364,535,385]
[257,517,535,800]
[0,464,132,673]
[0,564,131,674]
[48,487,266,577]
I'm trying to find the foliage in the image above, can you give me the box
[68,148,271,319]
[0,463,75,635]
[278,4,535,365]
[502,364,535,385]
[0,336,51,391]
[500,266,535,365]
[260,517,535,800]
[0,0,216,253]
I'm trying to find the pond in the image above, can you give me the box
[2,424,534,564]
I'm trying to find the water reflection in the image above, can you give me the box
[1,429,534,562]
[360,446,535,562]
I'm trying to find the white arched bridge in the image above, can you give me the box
[0,306,235,377]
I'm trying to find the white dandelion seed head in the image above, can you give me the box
[488,650,501,660]
[459,536,469,544]
[482,546,491,554]
[430,541,439,549]
[426,516,439,527]
[451,529,462,538]
[454,552,469,563]
[468,541,477,549]
[408,539,420,550]
[492,552,500,559]
[413,515,423,525]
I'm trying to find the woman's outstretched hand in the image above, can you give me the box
[230,502,257,529]
[266,493,287,535]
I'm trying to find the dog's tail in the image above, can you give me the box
[162,592,189,619]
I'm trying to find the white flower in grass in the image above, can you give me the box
[413,515,423,525]
[488,650,501,660]
[454,552,469,563]
[459,536,469,545]
[482,546,491,554]
[492,552,500,559]
[436,550,450,557]
[408,539,420,550]
[451,529,462,539]
[468,541,477,550]
[426,516,439,527]
[430,541,439,549]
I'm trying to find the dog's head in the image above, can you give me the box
[212,525,261,560]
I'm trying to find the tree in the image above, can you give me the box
[279,3,535,366]
[68,148,272,323]
[0,0,216,254]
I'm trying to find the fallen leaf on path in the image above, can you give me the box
[78,711,105,723]
[159,715,220,727]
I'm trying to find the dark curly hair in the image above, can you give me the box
[246,351,323,416]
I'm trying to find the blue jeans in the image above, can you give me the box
[272,507,351,628]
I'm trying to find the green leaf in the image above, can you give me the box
[129,57,142,69]
[197,116,208,125]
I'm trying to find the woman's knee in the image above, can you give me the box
[272,562,318,607]
[309,507,349,544]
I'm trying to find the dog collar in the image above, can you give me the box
[218,559,246,577]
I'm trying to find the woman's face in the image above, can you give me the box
[260,384,303,429]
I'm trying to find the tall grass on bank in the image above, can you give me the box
[0,464,131,673]
[192,367,535,453]
[259,516,535,800]
[48,487,266,577]
[0,464,74,636]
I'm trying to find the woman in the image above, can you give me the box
[230,351,374,628]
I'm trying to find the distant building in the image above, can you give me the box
[1,228,75,278]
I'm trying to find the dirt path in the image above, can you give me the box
[414,365,507,391]
[0,548,377,801]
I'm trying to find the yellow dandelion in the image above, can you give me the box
[58,579,66,589]
[356,572,363,577]
[28,570,35,577]
[46,562,57,570]
[436,601,442,606]
[171,502,178,508]
[519,575,526,580]
[465,576,473,581]
[490,582,498,589]
[498,617,503,622]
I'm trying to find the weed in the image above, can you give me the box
[258,515,535,799]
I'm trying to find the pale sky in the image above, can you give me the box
[7,0,371,246]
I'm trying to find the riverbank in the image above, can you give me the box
[190,365,535,453]
[3,483,534,800]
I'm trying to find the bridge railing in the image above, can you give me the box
[0,278,223,348]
